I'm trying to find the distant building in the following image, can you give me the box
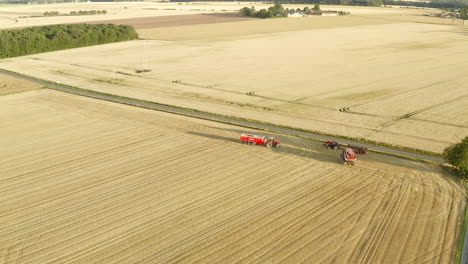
[288,12,303,18]
[308,10,338,16]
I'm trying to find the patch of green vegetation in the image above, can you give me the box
[444,136,468,178]
[94,78,124,85]
[0,24,138,59]
[135,69,152,73]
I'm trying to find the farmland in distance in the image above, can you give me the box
[1,12,467,152]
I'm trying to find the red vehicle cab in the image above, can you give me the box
[240,134,281,148]
[341,147,357,165]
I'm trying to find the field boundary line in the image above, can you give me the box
[0,68,445,163]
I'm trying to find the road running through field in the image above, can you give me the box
[0,69,445,164]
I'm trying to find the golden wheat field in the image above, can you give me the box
[1,9,466,153]
[0,89,465,263]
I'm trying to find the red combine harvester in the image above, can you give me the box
[324,141,340,150]
[240,134,281,148]
[341,147,357,165]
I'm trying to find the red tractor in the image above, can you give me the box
[240,134,281,148]
[341,147,357,165]
[324,141,340,150]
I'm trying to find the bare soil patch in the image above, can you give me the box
[0,73,41,95]
[0,89,464,263]
[84,13,256,30]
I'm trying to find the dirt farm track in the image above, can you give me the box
[0,89,465,263]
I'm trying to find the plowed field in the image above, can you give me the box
[0,90,464,263]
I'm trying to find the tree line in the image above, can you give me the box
[240,3,348,18]
[239,3,287,18]
[44,10,108,16]
[0,24,138,59]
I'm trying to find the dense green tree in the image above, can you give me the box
[257,9,269,18]
[239,6,253,16]
[0,24,138,59]
[313,4,321,11]
[444,136,468,177]
[461,8,468,19]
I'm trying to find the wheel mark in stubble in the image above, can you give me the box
[101,165,340,264]
[405,176,465,264]
[343,172,399,262]
[0,119,111,166]
[0,142,231,243]
[413,181,446,264]
[369,93,468,134]
[324,170,390,264]
[156,170,350,264]
[342,73,467,110]
[276,171,402,263]
[375,174,454,264]
[0,135,218,236]
[0,120,149,177]
[182,168,365,264]
[0,130,166,209]
[387,173,430,264]
[21,152,310,258]
[320,172,402,258]
[253,178,385,263]
[435,178,463,263]
[0,141,217,234]
[1,156,252,262]
[354,182,407,263]
[0,127,156,194]
[45,162,304,262]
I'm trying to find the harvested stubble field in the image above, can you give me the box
[0,73,41,95]
[0,89,465,263]
[84,13,256,30]
[1,9,466,153]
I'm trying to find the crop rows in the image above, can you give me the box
[0,90,464,263]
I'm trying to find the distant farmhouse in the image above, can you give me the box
[309,10,339,16]
[285,10,340,17]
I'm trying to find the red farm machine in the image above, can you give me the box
[341,147,357,165]
[324,141,368,164]
[240,134,281,148]
[324,141,340,150]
